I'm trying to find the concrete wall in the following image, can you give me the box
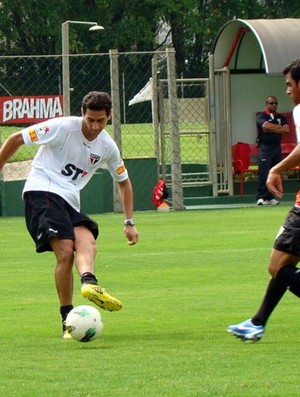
[230,73,293,145]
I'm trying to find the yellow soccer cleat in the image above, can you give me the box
[62,321,73,339]
[81,284,123,312]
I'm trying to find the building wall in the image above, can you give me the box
[230,73,292,145]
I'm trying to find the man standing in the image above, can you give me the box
[256,96,289,205]
[0,91,139,338]
[227,59,300,341]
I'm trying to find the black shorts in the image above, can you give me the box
[24,191,99,253]
[274,205,300,256]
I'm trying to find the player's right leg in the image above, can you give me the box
[24,192,78,337]
[228,207,300,342]
[50,238,76,338]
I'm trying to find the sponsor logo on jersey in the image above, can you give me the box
[116,165,126,175]
[90,153,101,165]
[61,163,88,180]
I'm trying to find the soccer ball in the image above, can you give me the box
[65,305,103,342]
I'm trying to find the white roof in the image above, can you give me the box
[212,19,300,75]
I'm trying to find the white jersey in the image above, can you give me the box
[293,104,300,143]
[22,116,128,211]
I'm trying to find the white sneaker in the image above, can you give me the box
[263,199,279,206]
[256,198,264,205]
[227,319,265,341]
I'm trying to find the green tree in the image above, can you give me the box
[1,0,300,77]
[0,0,67,55]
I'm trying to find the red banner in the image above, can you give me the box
[0,95,63,124]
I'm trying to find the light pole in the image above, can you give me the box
[61,20,104,116]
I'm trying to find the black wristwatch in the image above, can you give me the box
[124,218,135,226]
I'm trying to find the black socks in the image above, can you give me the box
[60,304,74,322]
[81,272,98,285]
[252,265,300,327]
[251,277,287,326]
[276,265,300,297]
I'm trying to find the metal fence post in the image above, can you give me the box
[0,130,5,216]
[166,47,184,210]
[208,53,218,196]
[110,49,123,213]
[61,22,70,116]
[152,54,159,159]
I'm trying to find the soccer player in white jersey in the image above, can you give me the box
[228,59,300,341]
[0,91,139,338]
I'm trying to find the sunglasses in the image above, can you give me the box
[268,102,278,105]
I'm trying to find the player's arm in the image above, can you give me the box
[0,131,24,171]
[118,178,139,245]
[267,143,300,197]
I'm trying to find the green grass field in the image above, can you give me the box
[0,122,208,163]
[1,207,300,396]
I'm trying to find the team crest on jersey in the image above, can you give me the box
[36,125,49,136]
[90,153,101,165]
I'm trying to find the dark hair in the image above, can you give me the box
[283,59,300,84]
[81,91,112,116]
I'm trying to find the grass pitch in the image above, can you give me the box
[1,207,300,396]
[0,122,208,163]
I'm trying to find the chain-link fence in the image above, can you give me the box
[0,48,213,215]
[159,78,210,179]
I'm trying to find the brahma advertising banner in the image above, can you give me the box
[0,95,63,124]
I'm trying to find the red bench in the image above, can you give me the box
[233,143,298,196]
[249,142,298,158]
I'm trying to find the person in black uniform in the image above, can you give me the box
[227,59,300,342]
[256,96,289,205]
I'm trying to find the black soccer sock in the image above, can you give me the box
[81,272,98,285]
[60,305,74,322]
[251,277,287,326]
[276,265,300,297]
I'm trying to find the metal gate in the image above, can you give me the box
[157,75,218,204]
[212,66,233,194]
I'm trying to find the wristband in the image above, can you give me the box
[124,218,135,226]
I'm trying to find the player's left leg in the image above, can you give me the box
[227,276,286,341]
[74,226,123,312]
[269,232,300,298]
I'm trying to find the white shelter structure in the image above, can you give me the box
[210,18,300,194]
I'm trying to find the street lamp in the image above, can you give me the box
[61,20,104,116]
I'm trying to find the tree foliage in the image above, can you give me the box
[0,0,299,77]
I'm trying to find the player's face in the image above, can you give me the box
[81,108,111,140]
[285,72,300,105]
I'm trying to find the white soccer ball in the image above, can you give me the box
[65,305,103,342]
